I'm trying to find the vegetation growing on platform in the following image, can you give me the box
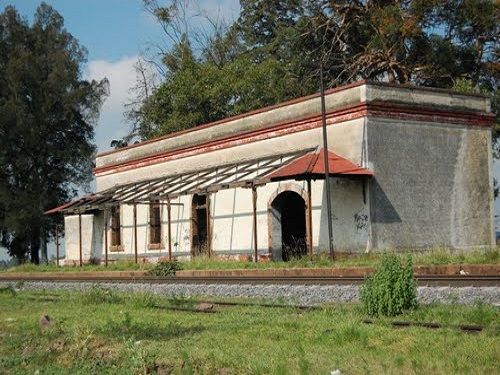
[361,254,418,317]
[1,247,498,273]
[0,289,498,374]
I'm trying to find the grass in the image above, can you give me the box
[2,247,498,274]
[0,288,498,374]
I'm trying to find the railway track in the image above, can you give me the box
[0,274,498,287]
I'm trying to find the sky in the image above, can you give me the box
[3,0,241,152]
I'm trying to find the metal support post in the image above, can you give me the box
[307,179,313,257]
[78,213,82,266]
[167,199,172,261]
[252,185,258,262]
[206,194,212,258]
[55,224,60,267]
[133,204,138,264]
[320,61,335,259]
[104,210,108,267]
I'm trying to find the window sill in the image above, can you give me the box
[148,243,164,250]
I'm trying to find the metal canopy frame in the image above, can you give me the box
[55,149,315,214]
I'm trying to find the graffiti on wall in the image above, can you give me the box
[354,211,368,231]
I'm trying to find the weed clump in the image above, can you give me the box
[81,285,122,304]
[130,292,159,309]
[148,259,182,277]
[361,254,417,317]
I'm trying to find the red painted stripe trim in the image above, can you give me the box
[94,104,493,176]
[96,80,368,158]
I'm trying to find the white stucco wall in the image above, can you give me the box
[64,177,370,263]
[64,214,93,262]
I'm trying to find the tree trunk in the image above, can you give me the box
[30,225,40,264]
[40,225,48,264]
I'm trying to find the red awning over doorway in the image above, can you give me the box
[265,148,373,181]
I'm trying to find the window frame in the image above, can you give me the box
[110,205,123,252]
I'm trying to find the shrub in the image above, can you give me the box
[148,259,182,277]
[0,284,16,296]
[360,254,417,316]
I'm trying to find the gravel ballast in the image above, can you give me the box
[2,281,499,306]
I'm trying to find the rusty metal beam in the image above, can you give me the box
[56,149,315,215]
[121,200,183,206]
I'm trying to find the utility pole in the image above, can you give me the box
[320,60,335,259]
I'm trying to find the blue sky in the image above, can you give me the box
[3,0,241,152]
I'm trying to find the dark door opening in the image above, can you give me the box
[271,191,307,261]
[191,194,208,256]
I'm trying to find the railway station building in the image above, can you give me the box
[46,81,495,264]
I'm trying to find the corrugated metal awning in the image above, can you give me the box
[46,147,373,215]
[45,149,315,214]
[266,148,373,181]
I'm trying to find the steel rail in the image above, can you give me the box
[0,275,498,287]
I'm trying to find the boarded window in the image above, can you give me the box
[111,206,121,246]
[149,200,161,245]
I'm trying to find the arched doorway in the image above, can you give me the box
[270,191,307,261]
[191,194,209,256]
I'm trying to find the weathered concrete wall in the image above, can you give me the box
[91,212,104,259]
[95,118,366,192]
[101,195,193,260]
[318,178,371,252]
[64,178,369,262]
[95,82,489,169]
[64,214,93,262]
[367,117,494,250]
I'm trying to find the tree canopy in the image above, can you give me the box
[0,3,108,262]
[126,0,498,142]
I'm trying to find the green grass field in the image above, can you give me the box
[2,247,499,274]
[0,288,498,374]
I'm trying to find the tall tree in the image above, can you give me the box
[129,0,497,141]
[0,4,108,263]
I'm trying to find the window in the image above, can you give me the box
[149,200,161,245]
[110,206,121,248]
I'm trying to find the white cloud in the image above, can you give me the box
[85,56,139,152]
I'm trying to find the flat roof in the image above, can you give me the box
[95,80,492,172]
